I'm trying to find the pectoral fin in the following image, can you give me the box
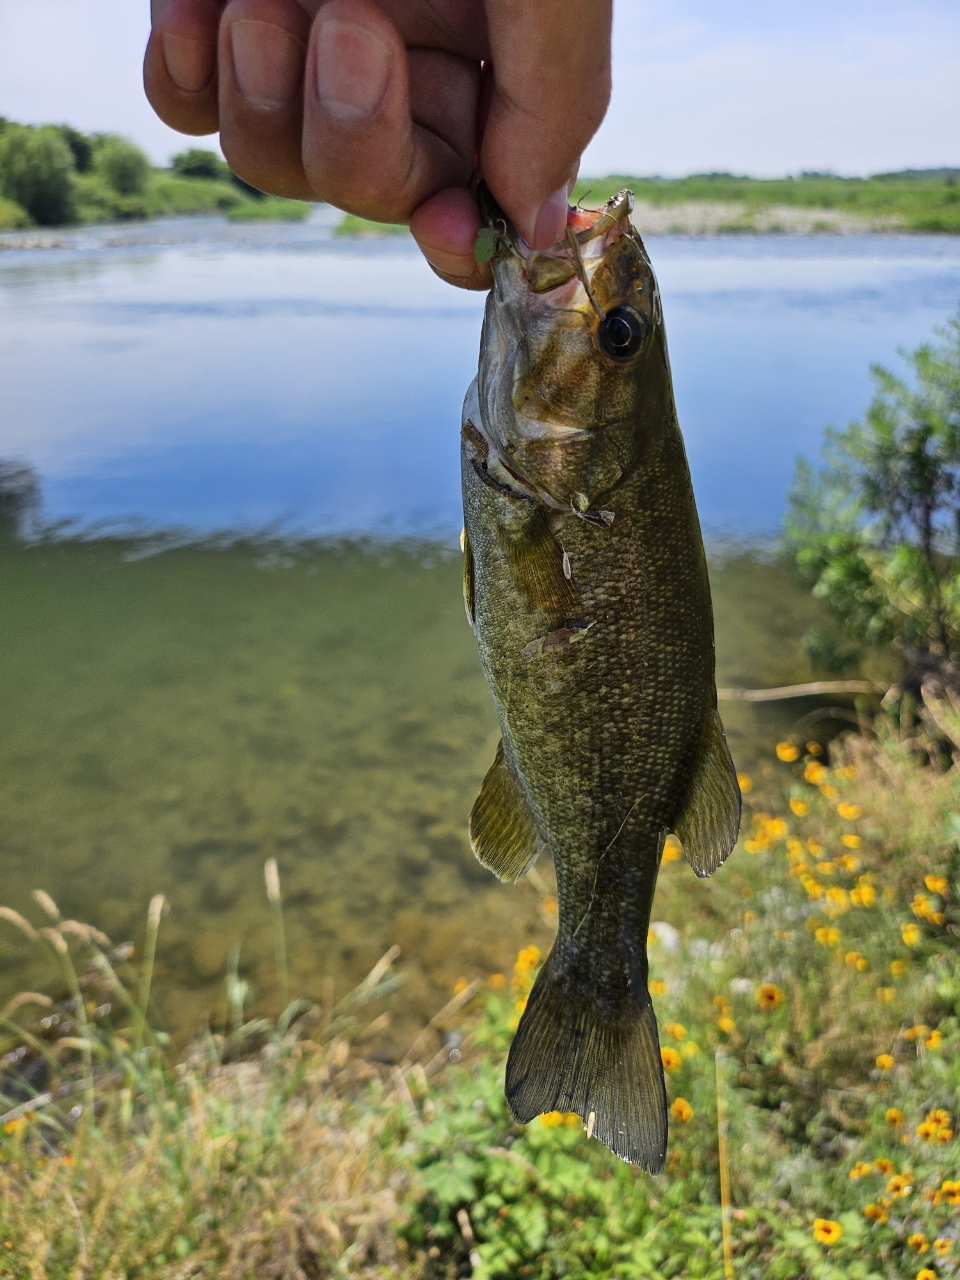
[503,507,578,620]
[469,742,543,882]
[461,526,475,626]
[673,708,741,878]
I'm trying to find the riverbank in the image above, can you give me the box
[3,726,960,1277]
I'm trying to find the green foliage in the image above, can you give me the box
[0,124,76,225]
[783,313,960,671]
[226,197,312,222]
[171,147,230,181]
[55,125,93,174]
[94,134,151,197]
[0,196,30,229]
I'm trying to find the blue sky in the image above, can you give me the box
[0,0,957,176]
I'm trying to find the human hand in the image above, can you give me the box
[144,0,612,289]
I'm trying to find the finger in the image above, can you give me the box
[219,0,314,198]
[145,0,223,136]
[303,0,478,222]
[481,0,612,248]
[410,187,492,291]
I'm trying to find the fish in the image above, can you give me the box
[460,185,741,1169]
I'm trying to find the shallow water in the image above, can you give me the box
[0,217,952,1039]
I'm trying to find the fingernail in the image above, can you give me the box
[531,184,570,250]
[161,32,214,93]
[231,20,304,109]
[315,17,390,123]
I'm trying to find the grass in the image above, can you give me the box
[226,198,312,222]
[4,721,960,1277]
[334,213,409,237]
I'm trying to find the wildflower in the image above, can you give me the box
[821,785,840,801]
[825,886,850,913]
[802,876,825,899]
[538,1111,579,1128]
[807,838,824,854]
[908,1233,930,1253]
[787,837,805,855]
[901,922,922,946]
[515,997,528,1015]
[806,741,823,755]
[650,979,665,996]
[885,1110,905,1127]
[681,1041,700,1058]
[2,1118,27,1137]
[662,835,682,862]
[489,973,506,988]
[863,1202,889,1223]
[927,1109,950,1127]
[713,995,730,1011]
[903,1025,930,1042]
[912,894,932,918]
[756,983,784,1009]
[836,765,856,780]
[873,1158,895,1173]
[453,977,468,994]
[743,910,757,923]
[938,1128,954,1143]
[815,926,841,947]
[850,1161,873,1179]
[661,1048,682,1072]
[765,818,788,840]
[928,1030,944,1049]
[837,802,861,820]
[890,959,908,976]
[887,1172,914,1197]
[777,742,800,762]
[805,763,827,785]
[743,838,768,854]
[918,1121,939,1141]
[664,1022,687,1041]
[789,861,810,877]
[813,1219,842,1245]
[876,1054,895,1071]
[737,773,753,793]
[877,987,895,1004]
[917,1269,936,1280]
[790,798,810,817]
[926,875,949,894]
[670,1097,694,1123]
[817,861,837,875]
[851,883,877,907]
[842,834,862,849]
[941,1179,960,1206]
[935,1238,953,1256]
[718,1016,737,1034]
[846,951,869,971]
[839,853,861,872]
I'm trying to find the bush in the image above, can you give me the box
[56,124,93,173]
[0,124,76,225]
[94,134,151,196]
[0,196,30,229]
[172,147,230,181]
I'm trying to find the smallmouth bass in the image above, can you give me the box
[461,187,741,1169]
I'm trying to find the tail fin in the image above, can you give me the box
[505,946,667,1170]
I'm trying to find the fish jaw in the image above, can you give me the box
[476,189,668,517]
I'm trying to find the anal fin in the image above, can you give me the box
[673,707,741,878]
[469,742,543,882]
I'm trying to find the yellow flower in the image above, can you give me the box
[918,1268,937,1280]
[887,1172,914,1197]
[661,1047,682,1071]
[876,1053,895,1070]
[670,1097,694,1123]
[806,741,824,756]
[515,997,528,1015]
[927,1109,950,1127]
[787,837,804,855]
[681,1041,701,1058]
[453,977,468,994]
[926,875,949,895]
[842,833,862,849]
[863,1202,889,1223]
[877,987,895,1004]
[901,922,922,946]
[934,1238,953,1256]
[903,1025,929,1042]
[813,1219,842,1245]
[489,972,506,989]
[802,876,825,899]
[885,1109,905,1127]
[807,838,824,855]
[662,835,682,862]
[804,763,827,785]
[836,765,857,780]
[912,894,932,918]
[650,979,665,996]
[765,818,788,840]
[890,959,907,976]
[817,861,837,875]
[538,1111,580,1128]
[664,1022,687,1041]
[744,839,768,854]
[756,983,784,1009]
[825,886,850,913]
[789,798,810,817]
[2,1117,27,1137]
[743,909,757,923]
[850,1161,873,1179]
[845,951,868,970]
[718,1016,737,1034]
[515,945,540,968]
[927,1030,944,1049]
[908,1233,930,1253]
[851,882,877,907]
[873,1158,895,1173]
[917,1122,939,1142]
[839,853,861,872]
[736,772,753,793]
[938,1127,954,1143]
[837,802,862,820]
[821,784,839,801]
[776,742,800,762]
[815,926,841,947]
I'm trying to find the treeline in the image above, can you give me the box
[0,120,308,229]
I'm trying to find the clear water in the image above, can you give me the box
[0,216,956,1040]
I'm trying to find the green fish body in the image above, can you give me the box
[461,188,741,1168]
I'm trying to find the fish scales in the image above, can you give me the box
[461,186,741,1168]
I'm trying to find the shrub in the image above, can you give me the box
[0,196,30,229]
[0,124,76,225]
[94,134,151,196]
[172,147,230,181]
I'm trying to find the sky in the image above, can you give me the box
[0,0,958,177]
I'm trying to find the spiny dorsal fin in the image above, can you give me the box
[502,507,578,620]
[469,742,543,882]
[673,708,741,878]
[462,526,475,626]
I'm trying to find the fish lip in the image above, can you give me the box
[477,181,635,259]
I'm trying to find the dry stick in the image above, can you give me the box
[402,978,483,1067]
[135,895,165,1055]
[263,859,289,1014]
[715,1050,735,1280]
[456,1208,483,1275]
[717,679,887,703]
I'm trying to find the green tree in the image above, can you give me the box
[0,124,76,225]
[94,135,150,196]
[784,311,960,689]
[172,148,229,180]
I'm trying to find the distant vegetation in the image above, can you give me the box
[0,120,310,229]
[574,170,960,234]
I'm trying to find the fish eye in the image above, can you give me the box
[596,307,647,361]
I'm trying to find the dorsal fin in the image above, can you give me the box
[673,708,741,878]
[469,742,544,882]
